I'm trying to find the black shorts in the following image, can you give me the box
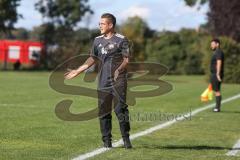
[210,74,221,92]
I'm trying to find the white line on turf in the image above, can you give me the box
[72,93,240,160]
[226,139,240,156]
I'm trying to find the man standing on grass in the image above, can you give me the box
[64,13,132,149]
[210,38,224,112]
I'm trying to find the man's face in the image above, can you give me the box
[99,18,113,35]
[210,41,219,50]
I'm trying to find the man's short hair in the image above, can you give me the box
[101,13,116,27]
[211,38,221,45]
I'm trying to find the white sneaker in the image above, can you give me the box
[213,108,220,112]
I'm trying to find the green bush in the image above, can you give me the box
[146,29,205,74]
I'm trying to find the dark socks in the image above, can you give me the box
[216,95,222,109]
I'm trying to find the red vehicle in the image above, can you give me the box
[0,40,44,69]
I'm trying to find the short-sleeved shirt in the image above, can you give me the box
[90,33,130,89]
[210,48,224,77]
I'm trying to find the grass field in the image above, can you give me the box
[0,71,239,160]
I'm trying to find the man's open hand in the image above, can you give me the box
[64,69,80,79]
[114,69,120,81]
[216,74,222,82]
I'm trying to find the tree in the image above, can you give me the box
[35,0,93,28]
[120,16,154,61]
[184,0,208,6]
[184,0,240,42]
[146,31,184,74]
[11,27,29,40]
[146,29,206,74]
[34,0,94,69]
[0,0,21,33]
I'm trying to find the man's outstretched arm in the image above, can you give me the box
[64,57,96,79]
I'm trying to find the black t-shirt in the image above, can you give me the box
[210,48,224,77]
[90,33,130,89]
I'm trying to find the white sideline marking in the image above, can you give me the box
[226,139,240,156]
[73,94,240,160]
